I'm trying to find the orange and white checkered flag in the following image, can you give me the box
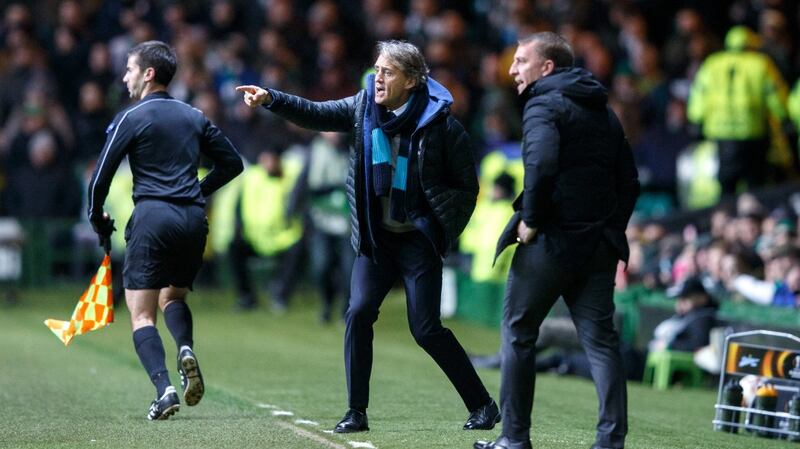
[44,255,114,346]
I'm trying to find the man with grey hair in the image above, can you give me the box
[237,40,499,433]
[475,32,638,449]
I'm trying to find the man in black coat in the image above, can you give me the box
[475,32,640,449]
[237,40,499,433]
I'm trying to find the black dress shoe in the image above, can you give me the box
[334,409,369,433]
[464,399,501,430]
[474,435,532,449]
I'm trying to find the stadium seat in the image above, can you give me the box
[643,350,704,390]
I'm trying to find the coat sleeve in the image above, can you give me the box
[264,89,358,132]
[87,111,135,220]
[520,95,559,228]
[199,117,244,198]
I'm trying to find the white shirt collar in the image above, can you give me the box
[391,98,411,116]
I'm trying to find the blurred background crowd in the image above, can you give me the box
[1,0,800,374]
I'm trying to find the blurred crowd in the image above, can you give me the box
[623,191,800,310]
[0,0,799,318]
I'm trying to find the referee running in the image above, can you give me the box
[87,40,243,420]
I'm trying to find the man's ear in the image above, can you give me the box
[542,60,555,77]
[143,67,156,83]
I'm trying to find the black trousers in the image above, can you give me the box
[309,229,354,317]
[228,236,303,306]
[500,236,627,448]
[716,138,768,195]
[345,227,490,412]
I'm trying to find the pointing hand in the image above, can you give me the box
[235,85,271,108]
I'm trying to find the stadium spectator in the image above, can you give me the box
[73,80,112,163]
[651,276,719,353]
[86,41,242,420]
[3,86,73,171]
[228,148,304,312]
[294,131,353,323]
[236,39,500,434]
[477,32,639,449]
[687,25,790,195]
[4,129,79,219]
[633,92,692,213]
[728,245,800,307]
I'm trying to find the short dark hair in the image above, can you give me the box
[127,40,177,87]
[519,32,574,68]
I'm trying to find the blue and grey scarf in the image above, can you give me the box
[370,85,429,222]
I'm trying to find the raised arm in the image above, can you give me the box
[236,85,357,133]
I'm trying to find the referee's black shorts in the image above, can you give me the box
[123,199,208,290]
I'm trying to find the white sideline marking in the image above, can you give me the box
[322,430,335,434]
[256,403,279,409]
[295,419,319,426]
[348,442,376,449]
[275,420,348,449]
[272,410,295,416]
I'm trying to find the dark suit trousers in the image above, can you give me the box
[345,228,490,412]
[500,236,627,448]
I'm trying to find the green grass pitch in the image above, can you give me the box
[0,284,793,448]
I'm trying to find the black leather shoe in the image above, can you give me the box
[334,409,369,433]
[464,399,501,430]
[474,435,532,449]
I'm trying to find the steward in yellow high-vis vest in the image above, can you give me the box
[687,26,789,195]
[228,149,303,311]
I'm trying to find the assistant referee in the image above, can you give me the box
[87,40,243,420]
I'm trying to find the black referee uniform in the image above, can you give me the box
[88,91,242,289]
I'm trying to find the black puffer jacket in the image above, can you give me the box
[264,76,478,256]
[495,68,640,269]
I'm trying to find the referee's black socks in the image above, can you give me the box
[164,300,194,349]
[133,326,171,397]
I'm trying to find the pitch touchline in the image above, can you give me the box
[274,420,348,449]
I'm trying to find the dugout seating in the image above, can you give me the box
[643,350,705,390]
[454,275,800,389]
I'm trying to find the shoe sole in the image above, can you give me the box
[464,412,501,430]
[181,354,205,406]
[148,403,180,421]
[333,426,369,433]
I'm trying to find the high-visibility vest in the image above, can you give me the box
[239,156,303,256]
[105,161,134,254]
[476,150,524,203]
[687,50,788,140]
[789,80,800,147]
[462,199,515,282]
[676,140,721,210]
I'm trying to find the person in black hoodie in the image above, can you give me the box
[475,32,640,449]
